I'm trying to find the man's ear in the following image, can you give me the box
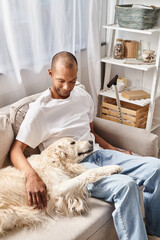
[48,69,52,77]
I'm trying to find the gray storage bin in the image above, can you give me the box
[116,4,160,30]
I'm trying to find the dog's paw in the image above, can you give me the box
[109,165,122,174]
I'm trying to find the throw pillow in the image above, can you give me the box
[0,114,14,168]
[10,92,42,157]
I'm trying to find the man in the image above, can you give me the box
[10,51,160,240]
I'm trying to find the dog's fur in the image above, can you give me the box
[0,138,121,235]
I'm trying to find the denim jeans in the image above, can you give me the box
[81,150,160,240]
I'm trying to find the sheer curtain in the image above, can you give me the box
[0,0,106,110]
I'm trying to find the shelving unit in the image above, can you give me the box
[98,23,160,132]
[101,57,156,71]
[103,24,160,35]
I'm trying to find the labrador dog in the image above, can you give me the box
[0,137,121,235]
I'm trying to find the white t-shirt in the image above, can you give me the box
[16,86,99,152]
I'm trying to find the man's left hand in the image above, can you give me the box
[123,150,132,155]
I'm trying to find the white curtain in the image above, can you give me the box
[87,0,101,114]
[0,0,105,110]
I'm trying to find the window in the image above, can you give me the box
[0,0,90,73]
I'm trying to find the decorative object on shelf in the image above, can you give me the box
[112,82,124,92]
[115,4,160,30]
[142,49,155,63]
[113,39,124,59]
[117,77,128,88]
[101,97,149,129]
[123,40,139,58]
[121,90,150,100]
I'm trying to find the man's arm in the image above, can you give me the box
[10,140,47,209]
[90,122,131,154]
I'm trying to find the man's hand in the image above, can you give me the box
[122,150,132,155]
[26,172,47,210]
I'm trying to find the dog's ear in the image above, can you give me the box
[57,145,68,160]
[46,144,67,160]
[45,144,57,159]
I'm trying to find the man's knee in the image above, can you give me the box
[143,157,160,170]
[121,178,140,193]
[89,174,140,201]
[116,177,141,204]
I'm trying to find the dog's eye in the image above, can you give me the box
[71,141,76,145]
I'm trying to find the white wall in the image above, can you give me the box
[0,65,51,108]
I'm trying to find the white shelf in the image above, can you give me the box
[99,89,151,107]
[103,24,160,35]
[151,121,160,132]
[101,57,156,71]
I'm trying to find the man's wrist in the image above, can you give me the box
[25,170,38,179]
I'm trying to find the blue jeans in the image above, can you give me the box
[81,150,160,240]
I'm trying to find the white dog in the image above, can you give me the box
[0,138,121,235]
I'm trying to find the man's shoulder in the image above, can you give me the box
[73,86,91,99]
[29,89,51,108]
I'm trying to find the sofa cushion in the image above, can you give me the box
[10,92,42,157]
[3,198,115,240]
[0,114,14,168]
[93,117,159,157]
[10,92,42,136]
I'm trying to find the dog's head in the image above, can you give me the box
[45,137,93,164]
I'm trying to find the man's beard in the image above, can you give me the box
[56,87,71,98]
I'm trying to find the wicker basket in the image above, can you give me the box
[116,4,160,30]
[124,40,139,58]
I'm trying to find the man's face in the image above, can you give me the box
[48,62,77,99]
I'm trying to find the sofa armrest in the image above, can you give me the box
[93,117,159,157]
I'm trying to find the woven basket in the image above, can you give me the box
[124,40,139,58]
[116,4,160,30]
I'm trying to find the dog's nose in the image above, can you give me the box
[89,140,93,145]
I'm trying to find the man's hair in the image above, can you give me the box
[51,51,78,71]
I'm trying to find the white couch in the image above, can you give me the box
[0,89,159,240]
